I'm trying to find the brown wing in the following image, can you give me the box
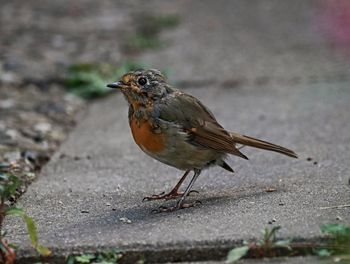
[158,92,248,159]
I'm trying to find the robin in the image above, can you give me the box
[107,69,297,212]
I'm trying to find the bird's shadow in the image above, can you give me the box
[57,184,286,236]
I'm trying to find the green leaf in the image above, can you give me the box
[65,61,147,100]
[0,173,9,181]
[75,254,95,263]
[0,185,5,197]
[35,244,52,256]
[66,256,76,264]
[96,249,122,263]
[24,214,51,256]
[5,207,25,216]
[321,224,350,236]
[314,248,332,257]
[0,173,22,200]
[6,207,51,256]
[2,174,22,199]
[274,239,291,250]
[226,246,249,263]
[0,163,11,170]
[0,243,7,254]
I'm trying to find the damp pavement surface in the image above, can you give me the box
[5,0,350,263]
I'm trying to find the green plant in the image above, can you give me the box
[226,226,291,263]
[125,14,180,52]
[226,245,249,263]
[127,35,164,51]
[314,224,350,262]
[226,224,350,263]
[67,250,122,264]
[137,14,180,36]
[65,64,111,99]
[257,226,291,253]
[64,61,170,99]
[0,171,51,264]
[65,61,173,100]
[65,61,147,100]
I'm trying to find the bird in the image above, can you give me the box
[107,69,297,212]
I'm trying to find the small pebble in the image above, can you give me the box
[4,151,21,163]
[119,217,132,224]
[278,202,285,206]
[268,218,277,224]
[334,257,341,262]
[313,161,318,165]
[59,153,66,159]
[21,150,38,163]
[0,72,17,83]
[336,216,342,221]
[265,187,276,192]
[5,129,18,139]
[34,122,52,134]
[106,202,111,206]
[81,210,89,213]
[306,157,313,161]
[0,99,15,109]
[25,172,36,179]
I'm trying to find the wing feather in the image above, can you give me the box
[158,92,248,159]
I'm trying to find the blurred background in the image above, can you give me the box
[0,0,350,196]
[1,0,350,83]
[1,2,350,262]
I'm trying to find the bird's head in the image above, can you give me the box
[107,69,172,104]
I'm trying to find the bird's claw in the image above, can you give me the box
[151,200,202,213]
[142,191,166,202]
[143,190,199,202]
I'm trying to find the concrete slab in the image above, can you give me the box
[140,0,350,83]
[7,79,350,262]
[5,0,350,262]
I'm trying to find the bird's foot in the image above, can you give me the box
[152,200,202,213]
[143,190,199,202]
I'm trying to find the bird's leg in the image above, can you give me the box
[175,169,201,209]
[143,170,198,201]
[155,169,202,212]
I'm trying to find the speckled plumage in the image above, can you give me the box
[107,69,297,212]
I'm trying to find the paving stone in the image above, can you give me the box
[5,1,350,262]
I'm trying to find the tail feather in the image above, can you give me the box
[230,132,298,158]
[219,160,235,173]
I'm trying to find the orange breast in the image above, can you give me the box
[130,117,166,153]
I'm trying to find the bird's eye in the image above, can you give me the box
[137,77,147,86]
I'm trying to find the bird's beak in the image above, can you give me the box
[107,81,124,89]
